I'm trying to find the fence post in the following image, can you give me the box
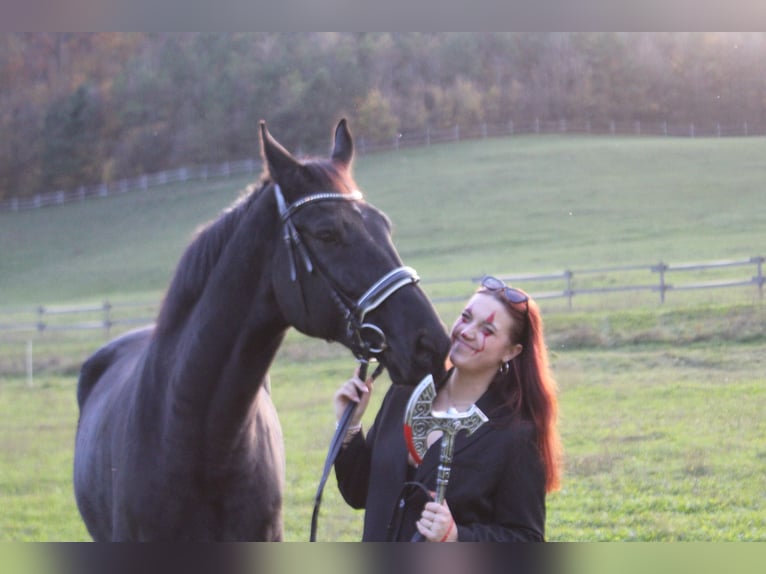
[36,306,45,333]
[565,270,574,311]
[103,301,113,337]
[754,256,764,300]
[652,262,669,304]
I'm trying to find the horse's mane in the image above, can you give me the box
[155,179,266,333]
[155,159,357,334]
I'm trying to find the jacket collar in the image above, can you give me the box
[414,381,509,478]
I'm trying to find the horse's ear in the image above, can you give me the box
[260,121,301,181]
[331,118,354,169]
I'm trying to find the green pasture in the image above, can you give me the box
[1,135,765,541]
[1,320,764,541]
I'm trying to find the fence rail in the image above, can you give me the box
[0,300,157,336]
[4,118,766,213]
[480,256,765,310]
[1,256,763,337]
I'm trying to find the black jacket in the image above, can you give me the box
[334,380,546,541]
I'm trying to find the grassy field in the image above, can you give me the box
[1,318,764,541]
[1,134,765,541]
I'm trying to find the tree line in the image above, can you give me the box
[2,32,765,200]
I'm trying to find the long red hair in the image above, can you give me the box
[484,288,563,492]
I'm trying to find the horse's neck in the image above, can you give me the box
[146,192,288,444]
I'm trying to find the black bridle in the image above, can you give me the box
[274,183,419,361]
[273,184,420,540]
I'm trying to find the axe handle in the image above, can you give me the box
[411,432,456,542]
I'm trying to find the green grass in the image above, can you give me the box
[1,135,765,541]
[0,377,89,541]
[1,333,764,541]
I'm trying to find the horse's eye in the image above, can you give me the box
[314,229,340,244]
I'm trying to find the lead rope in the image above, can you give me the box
[310,354,384,542]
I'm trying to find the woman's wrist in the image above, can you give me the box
[339,422,362,445]
[439,517,457,542]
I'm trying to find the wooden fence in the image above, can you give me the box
[0,159,261,212]
[0,300,157,336]
[488,256,765,310]
[4,117,766,213]
[1,256,763,337]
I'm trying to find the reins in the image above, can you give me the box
[272,184,420,541]
[309,354,383,542]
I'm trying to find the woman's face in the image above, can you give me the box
[448,293,520,375]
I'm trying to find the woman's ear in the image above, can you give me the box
[503,343,523,363]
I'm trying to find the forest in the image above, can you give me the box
[2,32,765,200]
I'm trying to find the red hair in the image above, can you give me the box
[484,289,563,492]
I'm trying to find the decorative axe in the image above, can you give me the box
[403,374,489,506]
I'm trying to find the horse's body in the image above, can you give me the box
[73,120,450,541]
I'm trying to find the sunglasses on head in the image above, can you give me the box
[480,275,529,313]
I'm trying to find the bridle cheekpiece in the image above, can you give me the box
[273,183,419,360]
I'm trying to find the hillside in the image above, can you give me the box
[1,135,765,308]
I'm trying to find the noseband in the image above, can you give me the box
[274,184,419,360]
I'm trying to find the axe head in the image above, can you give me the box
[403,374,489,465]
[403,374,437,465]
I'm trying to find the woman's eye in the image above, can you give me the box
[460,312,471,322]
[482,327,495,336]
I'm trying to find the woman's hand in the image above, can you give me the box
[416,499,457,542]
[333,367,374,427]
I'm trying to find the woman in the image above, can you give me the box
[333,276,562,541]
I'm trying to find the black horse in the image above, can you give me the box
[73,119,450,541]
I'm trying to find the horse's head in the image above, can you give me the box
[261,119,449,385]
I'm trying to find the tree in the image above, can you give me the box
[354,89,399,143]
[41,85,104,191]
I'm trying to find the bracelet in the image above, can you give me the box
[439,517,455,542]
[336,422,362,433]
[340,424,362,445]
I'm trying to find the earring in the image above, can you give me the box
[499,361,511,375]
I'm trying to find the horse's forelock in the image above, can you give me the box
[301,159,358,196]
